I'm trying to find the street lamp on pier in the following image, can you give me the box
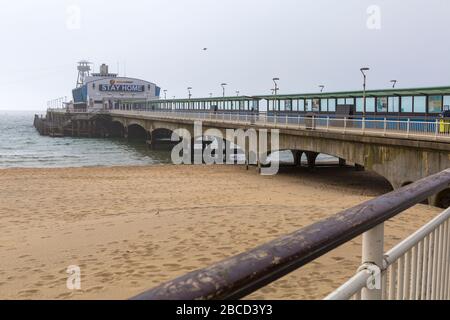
[187,87,192,99]
[163,90,167,100]
[360,68,370,117]
[273,78,280,114]
[390,80,397,88]
[221,83,227,97]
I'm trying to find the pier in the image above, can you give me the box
[35,106,450,208]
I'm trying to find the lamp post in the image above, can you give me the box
[187,87,193,111]
[236,91,240,97]
[163,90,167,100]
[360,68,370,117]
[319,85,325,93]
[390,80,397,88]
[391,80,399,120]
[221,83,227,97]
[273,78,280,114]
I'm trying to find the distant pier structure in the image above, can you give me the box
[35,65,450,207]
[35,61,161,137]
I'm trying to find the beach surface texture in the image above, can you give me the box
[0,165,441,299]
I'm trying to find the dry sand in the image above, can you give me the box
[0,165,441,300]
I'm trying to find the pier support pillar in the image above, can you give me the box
[88,121,92,138]
[76,121,80,137]
[339,158,347,167]
[293,151,303,167]
[147,131,153,150]
[305,151,319,170]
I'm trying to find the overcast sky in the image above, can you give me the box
[0,0,449,110]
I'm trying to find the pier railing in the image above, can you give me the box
[325,206,450,300]
[131,169,450,300]
[109,110,450,142]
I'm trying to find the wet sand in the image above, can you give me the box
[0,165,441,300]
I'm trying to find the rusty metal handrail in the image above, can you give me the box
[130,169,450,300]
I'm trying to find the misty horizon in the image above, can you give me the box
[1,0,449,110]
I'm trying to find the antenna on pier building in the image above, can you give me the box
[76,60,92,88]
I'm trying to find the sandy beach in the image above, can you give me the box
[0,165,441,300]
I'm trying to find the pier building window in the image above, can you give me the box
[366,98,375,112]
[401,96,413,113]
[298,99,305,111]
[280,100,285,111]
[293,100,298,111]
[305,99,312,112]
[388,97,399,113]
[345,98,355,105]
[337,98,345,105]
[328,99,336,112]
[285,100,292,111]
[428,95,443,113]
[312,99,320,112]
[444,96,450,111]
[377,97,388,113]
[414,96,426,113]
[366,97,376,112]
[320,99,328,112]
[356,98,363,112]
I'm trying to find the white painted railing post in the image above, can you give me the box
[344,117,347,133]
[326,117,330,132]
[362,117,366,134]
[435,119,439,140]
[407,119,411,137]
[361,223,384,300]
[383,118,387,136]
